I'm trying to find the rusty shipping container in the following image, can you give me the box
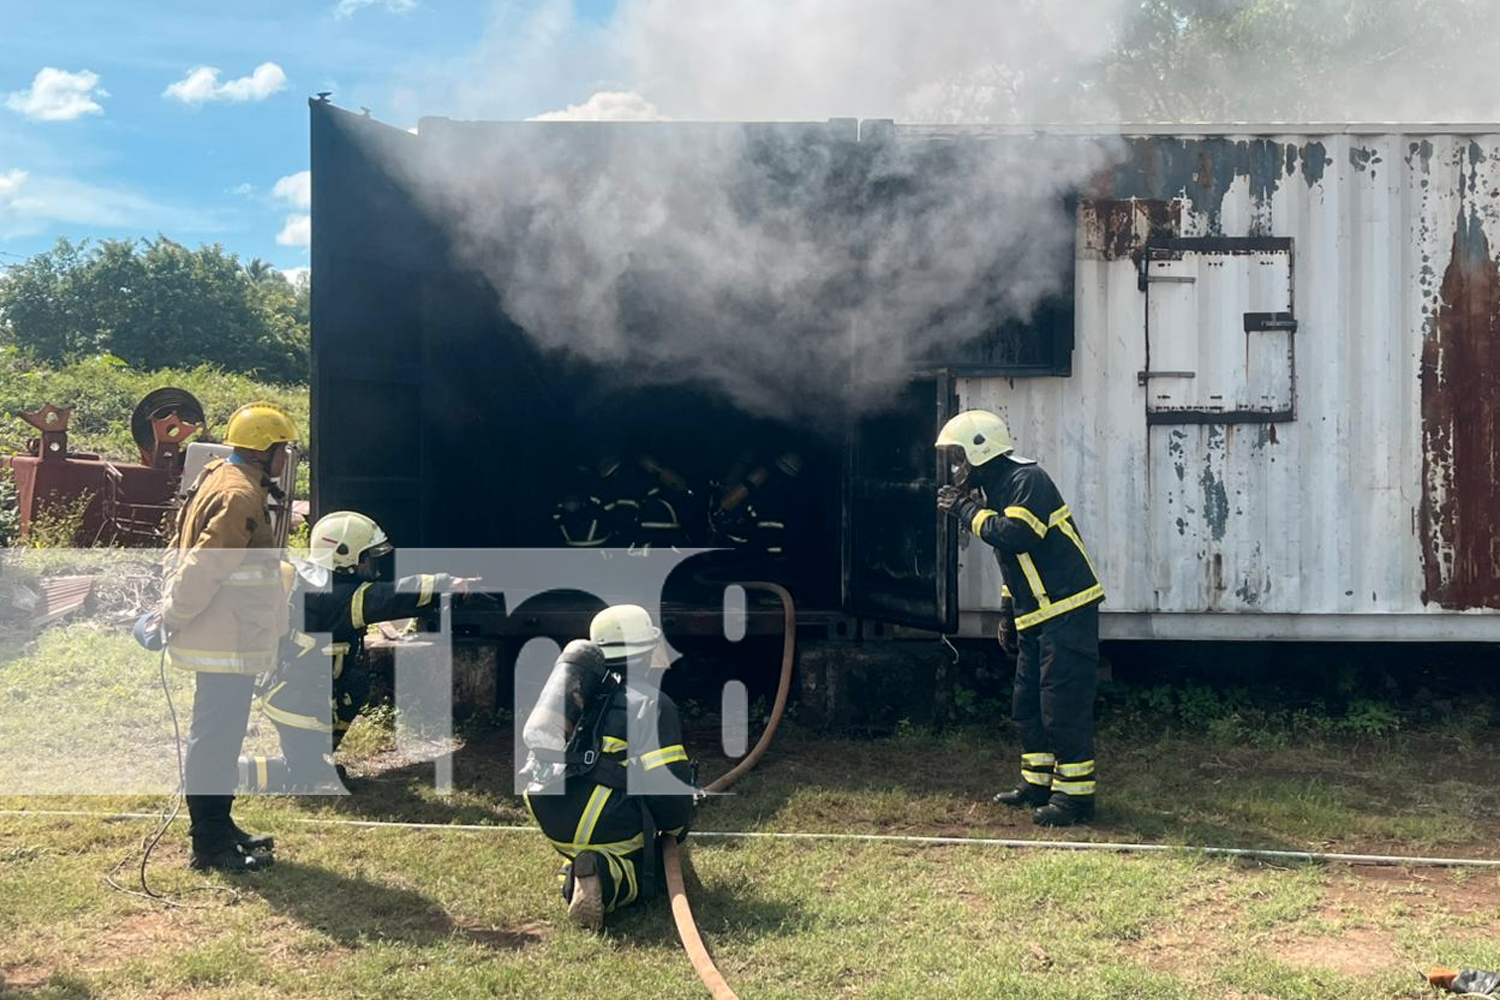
[311,102,1500,644]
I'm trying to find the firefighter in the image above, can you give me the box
[553,461,614,548]
[246,511,477,792]
[520,605,696,929]
[161,401,297,872]
[935,410,1104,827]
[605,454,693,552]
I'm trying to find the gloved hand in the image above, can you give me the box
[936,485,983,526]
[998,596,1018,656]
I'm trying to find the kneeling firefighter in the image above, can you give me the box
[242,511,477,792]
[521,605,696,929]
[936,410,1105,827]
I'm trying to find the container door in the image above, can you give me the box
[843,373,959,631]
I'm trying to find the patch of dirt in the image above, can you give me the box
[1327,865,1500,926]
[1129,897,1243,977]
[1276,927,1400,977]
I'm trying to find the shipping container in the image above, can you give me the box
[310,100,1500,647]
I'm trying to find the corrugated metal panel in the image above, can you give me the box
[941,130,1500,640]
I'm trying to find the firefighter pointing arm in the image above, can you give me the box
[246,511,479,793]
[936,410,1105,827]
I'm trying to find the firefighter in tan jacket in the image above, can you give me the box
[162,402,297,872]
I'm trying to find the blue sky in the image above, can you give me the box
[0,0,622,275]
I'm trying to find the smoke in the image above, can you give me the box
[379,0,1495,420]
[378,0,1133,420]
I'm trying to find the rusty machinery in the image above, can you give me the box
[3,388,205,546]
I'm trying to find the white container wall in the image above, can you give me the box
[934,128,1500,641]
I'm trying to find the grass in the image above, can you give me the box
[3,625,1500,997]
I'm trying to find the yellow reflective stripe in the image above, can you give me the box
[263,700,334,733]
[572,785,612,845]
[319,641,351,656]
[1054,760,1095,778]
[1016,553,1049,604]
[291,631,319,656]
[1000,584,1012,599]
[1004,505,1047,538]
[166,647,276,672]
[416,574,434,608]
[1021,770,1053,786]
[256,756,269,789]
[1021,752,1056,766]
[351,582,372,630]
[639,745,688,771]
[331,652,346,681]
[544,834,646,857]
[620,855,639,907]
[601,736,628,753]
[1052,779,1096,796]
[971,509,999,535]
[1014,583,1105,630]
[1055,518,1102,585]
[1047,504,1072,527]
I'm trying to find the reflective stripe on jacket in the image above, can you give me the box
[971,460,1104,631]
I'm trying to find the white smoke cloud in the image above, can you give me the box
[529,91,667,122]
[164,62,287,105]
[369,0,1139,419]
[6,68,107,122]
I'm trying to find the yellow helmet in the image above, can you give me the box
[589,604,661,661]
[935,409,1013,467]
[225,402,299,451]
[309,511,392,572]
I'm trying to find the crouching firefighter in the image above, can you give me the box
[936,410,1105,827]
[242,511,477,792]
[520,605,696,929]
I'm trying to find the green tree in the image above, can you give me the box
[0,236,308,383]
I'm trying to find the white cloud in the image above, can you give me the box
[231,182,257,196]
[6,68,107,122]
[271,170,310,210]
[163,62,287,105]
[277,265,310,286]
[334,0,416,19]
[276,213,311,247]
[528,90,668,122]
[0,167,219,239]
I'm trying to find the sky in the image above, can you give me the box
[0,0,624,276]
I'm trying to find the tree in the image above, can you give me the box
[0,236,309,383]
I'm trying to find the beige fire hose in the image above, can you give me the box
[663,580,796,1000]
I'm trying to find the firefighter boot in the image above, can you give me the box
[994,752,1055,807]
[1032,792,1095,827]
[228,818,275,853]
[567,851,605,930]
[993,783,1052,808]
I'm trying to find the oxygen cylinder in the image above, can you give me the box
[522,640,609,784]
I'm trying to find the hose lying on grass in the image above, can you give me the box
[661,580,797,1000]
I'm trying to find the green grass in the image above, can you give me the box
[4,624,1500,997]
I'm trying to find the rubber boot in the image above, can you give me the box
[228,818,275,853]
[1033,793,1095,827]
[567,851,605,930]
[993,783,1052,808]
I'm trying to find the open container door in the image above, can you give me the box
[843,373,959,631]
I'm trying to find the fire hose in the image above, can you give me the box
[664,580,796,1000]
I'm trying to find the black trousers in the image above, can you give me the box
[183,672,256,845]
[1012,603,1099,769]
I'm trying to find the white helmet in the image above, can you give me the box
[309,511,392,572]
[935,410,1014,467]
[589,604,661,661]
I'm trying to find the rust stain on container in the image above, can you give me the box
[1080,198,1180,260]
[1420,209,1500,608]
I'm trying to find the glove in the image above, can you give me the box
[998,596,1018,656]
[936,485,983,527]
